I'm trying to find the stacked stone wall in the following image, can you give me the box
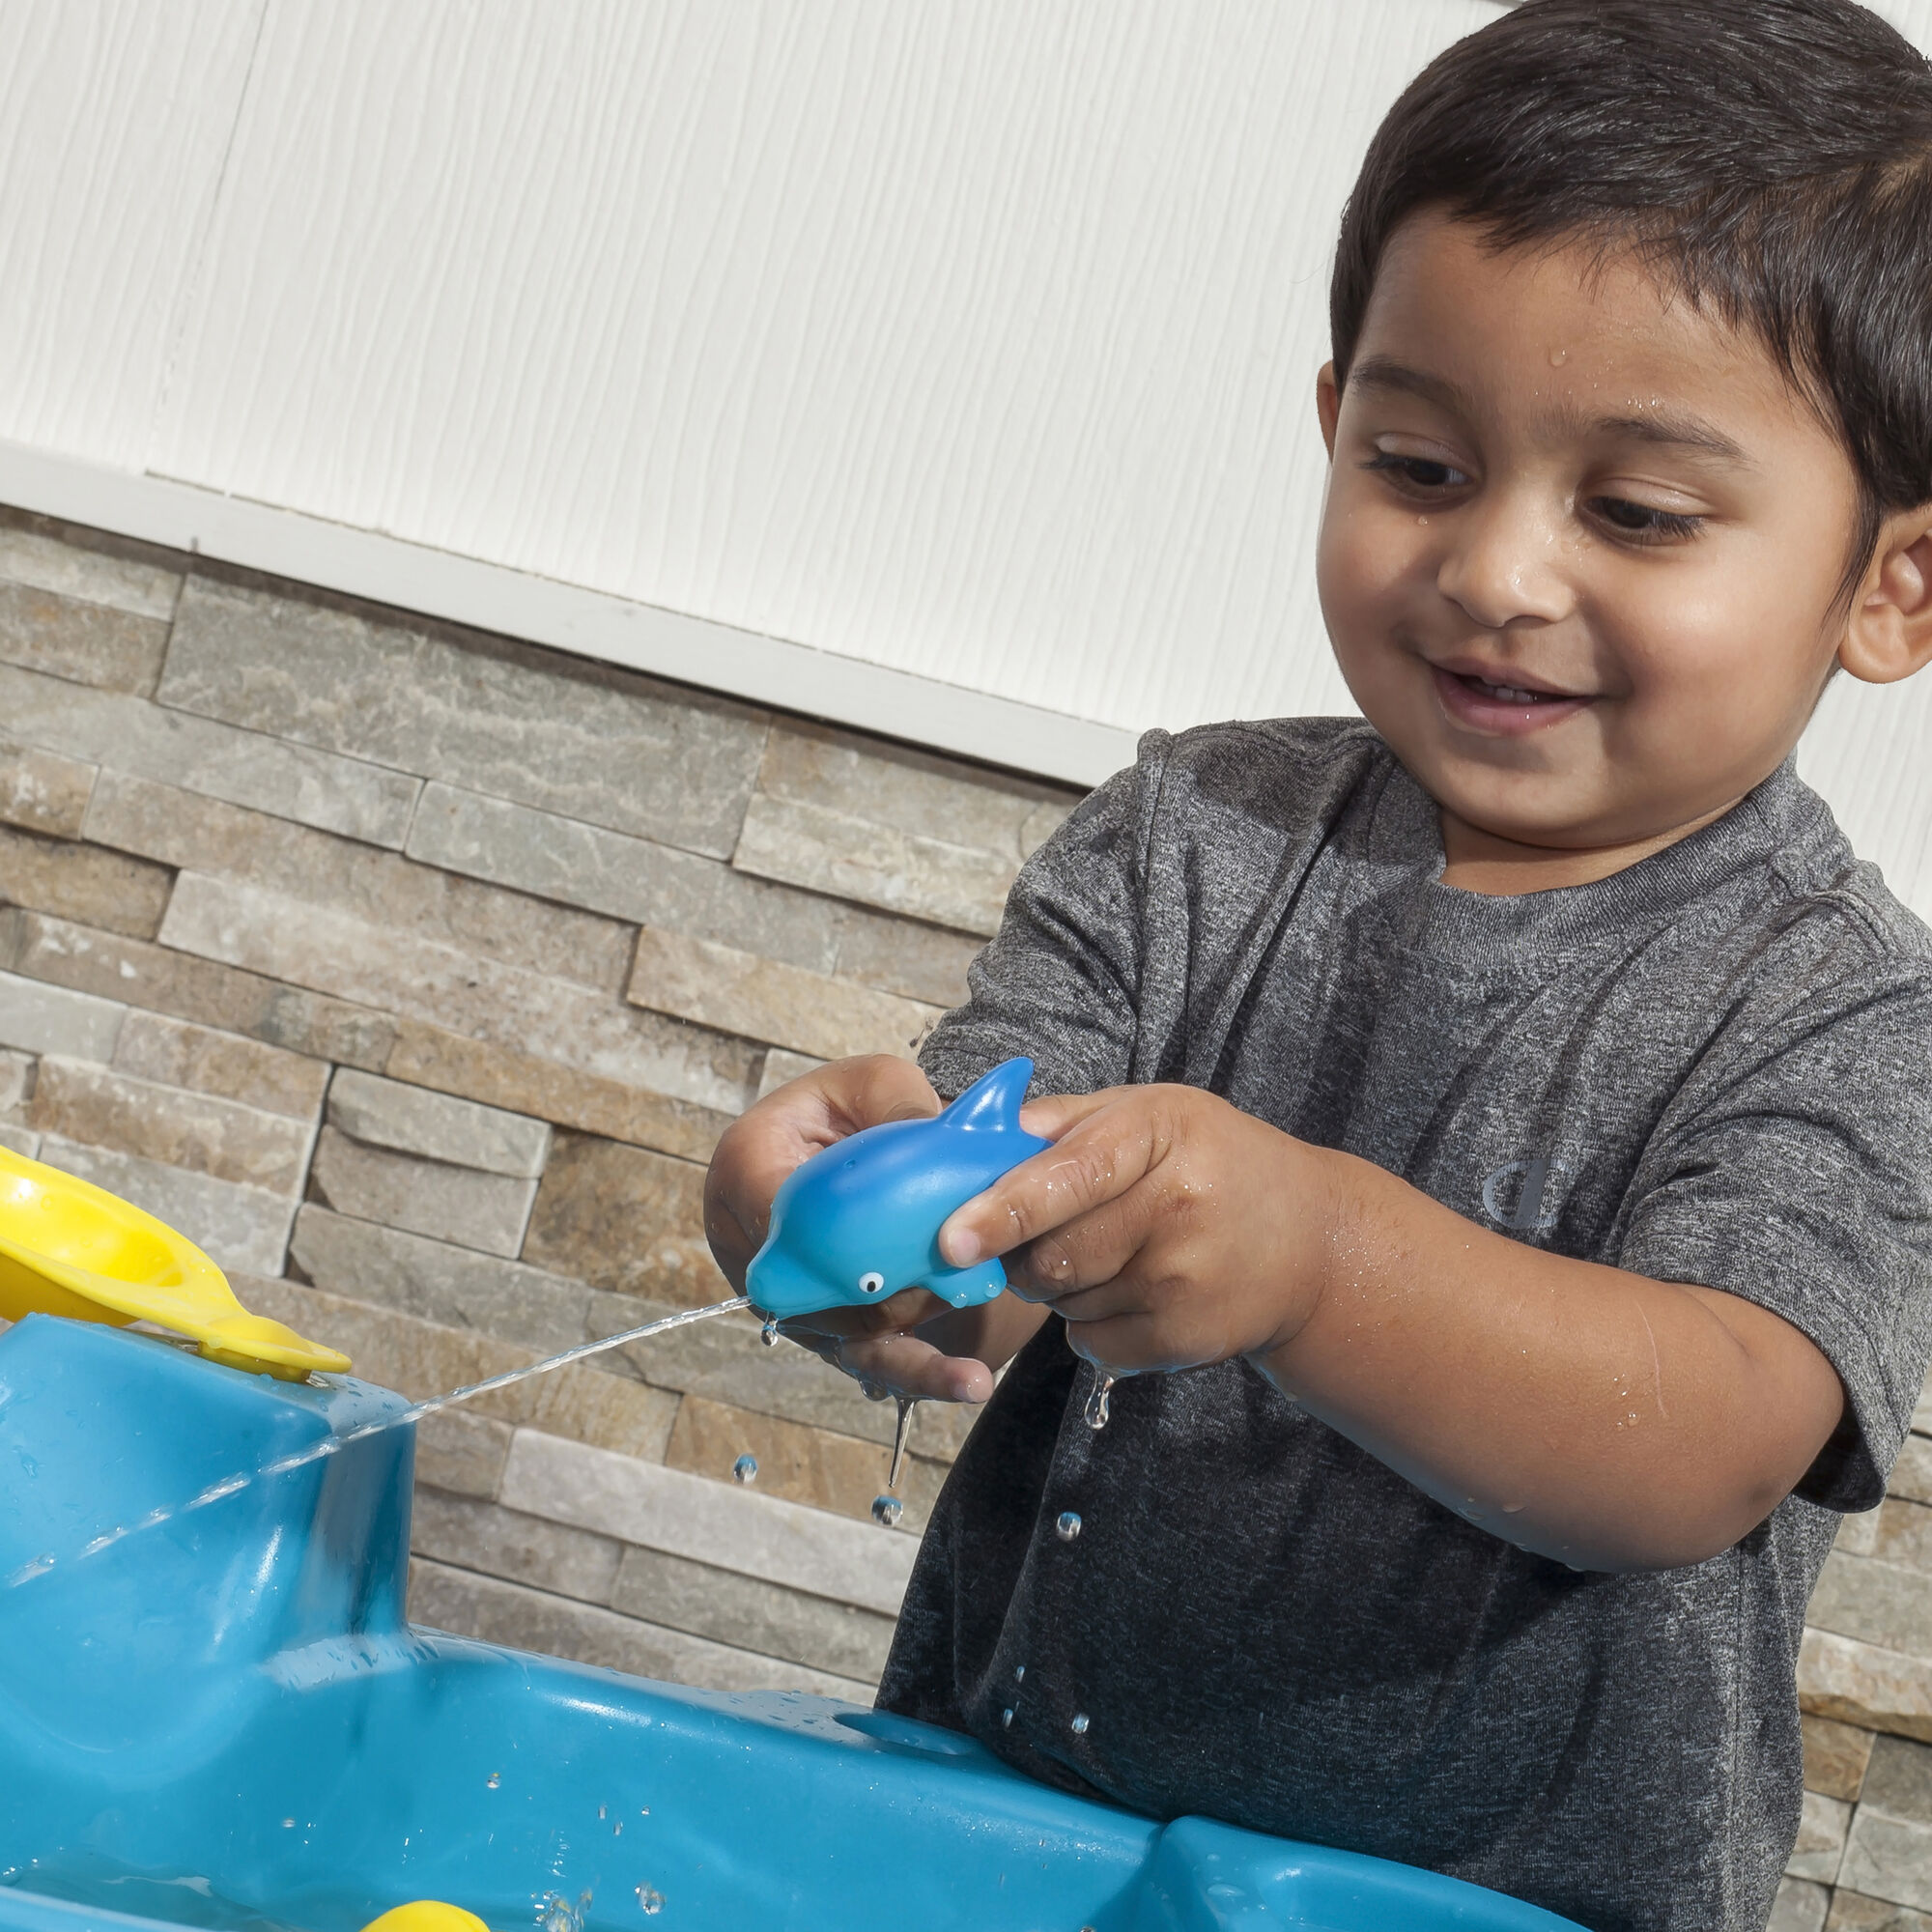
[1,505,1927,1925]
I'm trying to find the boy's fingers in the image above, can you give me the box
[836,1331,996,1405]
[940,1103,1160,1266]
[1015,1089,1119,1140]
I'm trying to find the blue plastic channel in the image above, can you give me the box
[0,1314,1581,1932]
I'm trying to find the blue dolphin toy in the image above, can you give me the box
[746,1056,1051,1321]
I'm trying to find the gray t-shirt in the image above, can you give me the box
[882,719,1932,1932]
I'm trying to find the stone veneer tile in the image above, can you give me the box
[664,1393,946,1533]
[611,1545,896,1683]
[1831,1891,1932,1929]
[0,518,182,620]
[0,1048,31,1114]
[0,824,173,940]
[499,1430,917,1616]
[0,1124,40,1159]
[412,1490,623,1607]
[405,780,980,1009]
[1842,1808,1932,1916]
[1892,1437,1932,1506]
[36,1135,294,1274]
[414,1409,512,1500]
[160,873,758,1117]
[1802,1629,1932,1743]
[85,773,633,995]
[242,1272,677,1460]
[734,792,1016,939]
[0,662,418,848]
[384,1022,730,1165]
[755,1048,827,1101]
[160,574,768,860]
[1873,1500,1932,1577]
[1787,1790,1852,1884]
[113,1010,329,1121]
[523,1132,724,1308]
[1810,1553,1932,1661]
[1807,1714,1878,1803]
[1770,1879,1829,1932]
[0,583,171,696]
[0,965,126,1062]
[327,1067,550,1178]
[30,1057,313,1194]
[584,1287,981,1462]
[755,721,1074,867]
[628,925,939,1063]
[1867,1738,1932,1825]
[0,740,96,839]
[308,1126,538,1258]
[288,1206,589,1355]
[0,908,395,1070]
[406,1559,872,1701]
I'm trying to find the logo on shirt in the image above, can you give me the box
[1480,1156,1575,1233]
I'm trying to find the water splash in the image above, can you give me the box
[887,1396,916,1491]
[1082,1373,1115,1430]
[5,1296,753,1592]
[731,1454,758,1486]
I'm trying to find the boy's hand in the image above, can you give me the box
[938,1085,1339,1375]
[702,1055,1014,1405]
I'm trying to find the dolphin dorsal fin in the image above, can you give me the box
[940,1057,1035,1132]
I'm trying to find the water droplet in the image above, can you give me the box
[537,1894,580,1932]
[486,1772,501,1790]
[1070,1713,1090,1736]
[1083,1374,1114,1430]
[281,1818,295,1830]
[871,1494,903,1528]
[760,1320,779,1349]
[1013,1663,1026,1684]
[1502,1501,1525,1515]
[1548,346,1569,366]
[1002,1707,1013,1728]
[1056,1511,1082,1542]
[636,1886,664,1916]
[614,1820,623,1835]
[732,1454,757,1485]
[862,1381,889,1403]
[599,1804,608,1819]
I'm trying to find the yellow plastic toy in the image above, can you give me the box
[358,1906,493,1932]
[0,1143,349,1381]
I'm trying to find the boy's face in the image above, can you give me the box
[1316,211,1864,858]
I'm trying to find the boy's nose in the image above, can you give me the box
[1434,490,1574,631]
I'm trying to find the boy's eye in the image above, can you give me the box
[1589,496,1704,542]
[1363,451,1470,493]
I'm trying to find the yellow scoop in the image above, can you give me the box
[0,1143,349,1381]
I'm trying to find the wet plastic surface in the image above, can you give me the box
[0,1314,1582,1932]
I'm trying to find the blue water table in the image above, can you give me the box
[0,1105,1583,1932]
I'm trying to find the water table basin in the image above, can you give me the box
[0,1315,1579,1932]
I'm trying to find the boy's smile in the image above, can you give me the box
[1316,211,1868,890]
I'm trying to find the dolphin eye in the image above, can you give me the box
[859,1271,885,1295]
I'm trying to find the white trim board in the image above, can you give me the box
[0,440,1140,790]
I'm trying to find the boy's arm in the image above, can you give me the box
[937,1083,1848,1573]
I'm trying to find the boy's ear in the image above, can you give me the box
[1841,507,1932,687]
[1317,361,1341,460]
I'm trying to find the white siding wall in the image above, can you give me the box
[0,0,1927,906]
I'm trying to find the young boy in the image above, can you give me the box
[703,1,1932,1923]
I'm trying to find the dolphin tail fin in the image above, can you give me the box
[939,1057,1035,1133]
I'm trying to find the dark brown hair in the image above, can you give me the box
[1331,0,1932,588]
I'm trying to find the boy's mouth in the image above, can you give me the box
[1428,662,1593,734]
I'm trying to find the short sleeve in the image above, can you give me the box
[919,734,1165,1103]
[1617,951,1932,1510]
